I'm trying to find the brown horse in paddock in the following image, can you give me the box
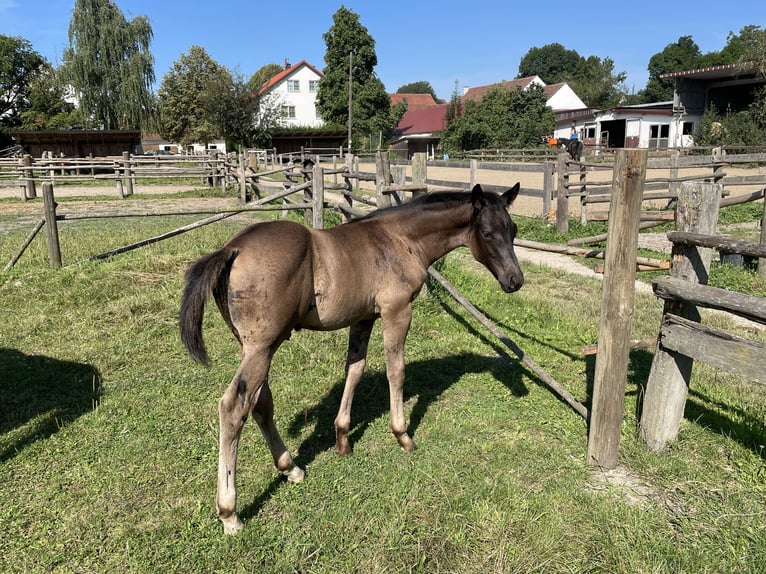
[179,183,524,534]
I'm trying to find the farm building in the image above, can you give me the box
[664,62,766,117]
[556,102,698,151]
[559,62,766,152]
[390,76,587,159]
[11,129,142,158]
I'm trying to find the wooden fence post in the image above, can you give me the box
[469,159,477,188]
[411,152,427,199]
[122,152,134,197]
[42,182,62,268]
[556,152,568,233]
[21,154,37,200]
[312,163,324,229]
[392,165,406,204]
[639,180,722,451]
[579,164,587,226]
[376,151,390,208]
[586,148,648,469]
[238,151,247,204]
[669,150,680,197]
[759,195,766,281]
[543,160,554,220]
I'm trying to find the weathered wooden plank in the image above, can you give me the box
[660,314,766,384]
[652,275,766,325]
[667,231,766,259]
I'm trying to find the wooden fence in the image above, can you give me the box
[5,147,764,469]
[2,152,230,200]
[639,180,766,451]
[553,151,766,233]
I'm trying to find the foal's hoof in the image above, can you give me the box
[283,465,305,483]
[397,433,416,453]
[335,437,353,456]
[221,514,244,535]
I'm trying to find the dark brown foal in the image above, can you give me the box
[180,183,524,533]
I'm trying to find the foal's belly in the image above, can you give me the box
[298,298,377,331]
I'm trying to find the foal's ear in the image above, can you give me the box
[502,182,521,207]
[471,184,485,210]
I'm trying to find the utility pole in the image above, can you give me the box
[347,51,353,157]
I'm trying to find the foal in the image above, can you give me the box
[180,183,524,533]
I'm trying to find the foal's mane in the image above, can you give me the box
[357,191,479,222]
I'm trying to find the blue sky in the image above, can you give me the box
[3,0,764,100]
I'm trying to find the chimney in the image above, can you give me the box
[284,58,291,69]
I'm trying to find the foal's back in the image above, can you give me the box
[222,217,421,338]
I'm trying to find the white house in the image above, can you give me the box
[258,60,324,128]
[462,76,587,111]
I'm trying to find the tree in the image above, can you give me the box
[517,43,627,108]
[316,7,392,147]
[440,84,554,153]
[0,35,46,146]
[517,43,581,84]
[642,36,704,103]
[569,56,627,109]
[444,80,463,126]
[396,80,441,102]
[63,0,154,130]
[20,63,83,130]
[246,63,283,94]
[157,46,233,148]
[735,25,766,77]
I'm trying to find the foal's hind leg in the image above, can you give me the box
[251,380,304,483]
[335,319,375,455]
[216,349,301,535]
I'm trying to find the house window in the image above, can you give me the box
[682,121,694,135]
[649,124,670,149]
[287,80,300,92]
[584,127,596,139]
[315,106,322,120]
[309,80,319,93]
[281,105,296,119]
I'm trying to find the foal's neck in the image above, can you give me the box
[402,201,473,265]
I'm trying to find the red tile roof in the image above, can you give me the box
[389,93,438,111]
[461,76,539,103]
[394,105,447,136]
[258,60,324,95]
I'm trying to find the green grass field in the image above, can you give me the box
[1,199,764,573]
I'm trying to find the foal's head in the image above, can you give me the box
[468,183,524,293]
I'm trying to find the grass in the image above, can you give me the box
[0,197,764,572]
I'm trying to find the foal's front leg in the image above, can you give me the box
[335,319,375,455]
[381,305,416,452]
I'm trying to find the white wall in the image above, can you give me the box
[547,84,587,111]
[266,65,323,128]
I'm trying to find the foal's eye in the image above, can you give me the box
[482,231,493,240]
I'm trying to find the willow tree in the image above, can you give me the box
[63,0,154,130]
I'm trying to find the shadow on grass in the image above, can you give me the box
[239,351,526,523]
[0,347,101,462]
[685,389,766,461]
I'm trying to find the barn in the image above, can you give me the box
[11,129,142,157]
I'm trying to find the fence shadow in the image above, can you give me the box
[0,348,101,462]
[684,389,766,461]
[239,351,526,522]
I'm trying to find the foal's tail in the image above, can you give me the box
[179,248,238,366]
